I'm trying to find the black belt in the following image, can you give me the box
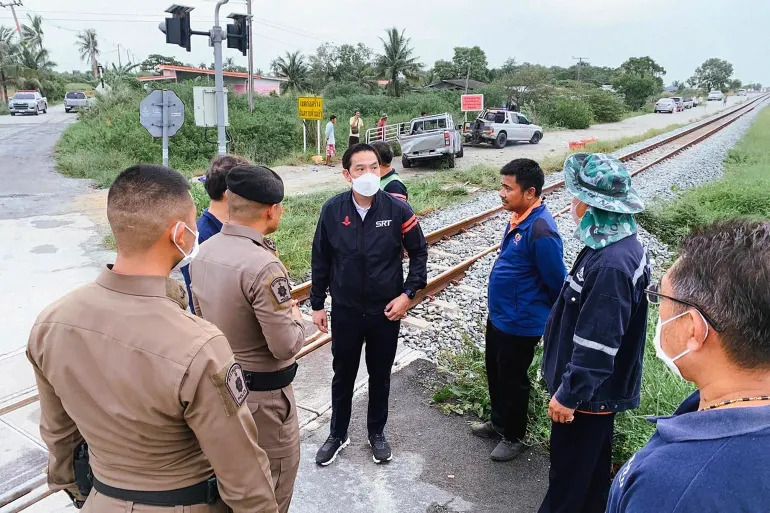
[243,363,298,391]
[92,476,219,506]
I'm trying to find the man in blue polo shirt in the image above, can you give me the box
[538,153,651,513]
[471,158,566,461]
[607,219,770,513]
[181,154,249,310]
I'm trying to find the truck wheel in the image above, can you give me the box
[34,106,39,116]
[446,152,456,168]
[43,105,47,113]
[493,131,507,149]
[65,107,71,113]
[10,112,15,116]
[401,155,412,168]
[456,145,464,158]
[529,132,542,144]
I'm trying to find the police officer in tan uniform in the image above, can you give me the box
[191,165,305,513]
[26,164,279,513]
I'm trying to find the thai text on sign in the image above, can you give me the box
[298,97,324,120]
[461,94,484,112]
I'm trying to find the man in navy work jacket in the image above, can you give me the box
[311,143,428,466]
[538,153,651,513]
[607,219,770,513]
[181,154,250,310]
[471,158,565,461]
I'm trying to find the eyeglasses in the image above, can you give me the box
[644,282,723,332]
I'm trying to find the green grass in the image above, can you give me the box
[65,82,95,92]
[540,123,686,173]
[433,310,695,466]
[639,106,770,244]
[0,103,8,116]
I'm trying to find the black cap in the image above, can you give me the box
[226,165,284,204]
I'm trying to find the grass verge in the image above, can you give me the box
[638,106,770,244]
[433,311,695,466]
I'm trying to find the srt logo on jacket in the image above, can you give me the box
[375,219,392,228]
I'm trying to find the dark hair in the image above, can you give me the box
[670,220,770,369]
[500,158,544,196]
[107,164,191,252]
[420,112,427,116]
[342,143,378,170]
[371,140,393,165]
[330,114,337,121]
[205,154,251,201]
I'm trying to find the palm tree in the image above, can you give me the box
[0,26,17,103]
[270,51,310,93]
[76,29,100,79]
[18,45,55,74]
[21,14,44,52]
[376,28,421,97]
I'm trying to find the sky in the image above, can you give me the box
[1,0,768,85]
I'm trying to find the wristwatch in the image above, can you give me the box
[404,288,416,300]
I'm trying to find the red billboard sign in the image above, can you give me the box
[461,94,484,112]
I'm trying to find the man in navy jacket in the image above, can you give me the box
[471,159,565,461]
[607,220,770,513]
[538,154,651,513]
[311,144,428,466]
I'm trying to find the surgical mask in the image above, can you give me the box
[653,311,707,380]
[351,172,380,197]
[172,222,200,270]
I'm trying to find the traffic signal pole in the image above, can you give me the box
[213,0,230,155]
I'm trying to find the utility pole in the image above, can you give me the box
[246,0,254,113]
[572,56,589,84]
[117,43,122,68]
[213,0,230,155]
[0,1,23,35]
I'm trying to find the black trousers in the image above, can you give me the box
[348,135,360,147]
[485,319,540,441]
[329,307,400,438]
[538,412,616,513]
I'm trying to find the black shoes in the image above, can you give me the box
[368,432,393,464]
[489,438,527,462]
[315,435,350,466]
[470,420,503,440]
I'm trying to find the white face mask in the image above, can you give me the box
[172,222,200,270]
[653,310,708,380]
[351,172,380,197]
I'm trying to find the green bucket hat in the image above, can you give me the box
[564,153,644,214]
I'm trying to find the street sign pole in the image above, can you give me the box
[212,0,229,155]
[302,121,307,153]
[316,120,320,155]
[162,90,170,167]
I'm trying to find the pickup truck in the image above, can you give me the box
[463,109,543,148]
[398,113,463,169]
[8,90,48,116]
[64,91,91,112]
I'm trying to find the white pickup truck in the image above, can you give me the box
[64,91,92,112]
[463,109,543,148]
[398,113,463,169]
[8,90,48,116]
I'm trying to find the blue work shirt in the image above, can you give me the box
[607,392,770,513]
[181,209,223,310]
[487,204,566,337]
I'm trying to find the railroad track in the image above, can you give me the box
[1,94,766,513]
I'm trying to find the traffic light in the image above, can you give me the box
[226,13,249,56]
[163,5,194,52]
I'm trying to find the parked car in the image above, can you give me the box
[399,113,463,169]
[654,98,677,113]
[683,97,694,109]
[462,109,544,148]
[737,88,747,97]
[708,90,724,101]
[671,97,685,111]
[64,91,91,112]
[8,90,47,116]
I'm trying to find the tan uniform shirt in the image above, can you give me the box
[349,116,364,137]
[190,224,305,373]
[26,268,278,513]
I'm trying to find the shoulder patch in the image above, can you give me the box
[270,277,292,304]
[211,360,248,416]
[262,237,277,253]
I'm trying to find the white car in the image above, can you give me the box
[708,90,724,101]
[463,109,544,148]
[654,98,677,113]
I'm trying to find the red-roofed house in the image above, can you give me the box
[138,65,287,96]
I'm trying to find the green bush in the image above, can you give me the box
[584,89,626,123]
[539,96,593,129]
[0,103,8,115]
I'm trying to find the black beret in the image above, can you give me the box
[226,165,284,204]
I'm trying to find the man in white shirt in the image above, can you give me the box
[325,115,337,167]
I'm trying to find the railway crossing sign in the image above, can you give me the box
[140,90,185,166]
